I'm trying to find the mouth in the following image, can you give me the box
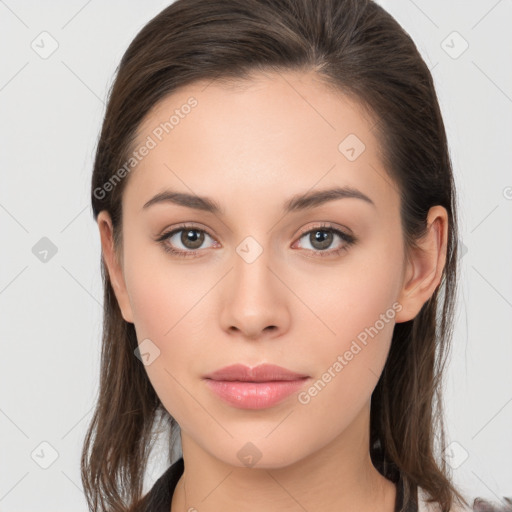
[202,363,310,409]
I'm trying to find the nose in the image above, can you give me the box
[219,246,291,341]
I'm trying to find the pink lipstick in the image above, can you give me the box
[203,363,310,409]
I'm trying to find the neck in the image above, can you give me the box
[171,406,397,512]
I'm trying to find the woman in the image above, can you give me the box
[82,0,509,511]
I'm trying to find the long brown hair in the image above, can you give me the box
[83,0,469,510]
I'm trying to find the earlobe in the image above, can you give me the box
[395,206,448,323]
[97,211,134,324]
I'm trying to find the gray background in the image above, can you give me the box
[1,0,511,510]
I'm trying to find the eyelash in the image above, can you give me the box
[155,222,356,259]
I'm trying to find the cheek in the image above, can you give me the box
[123,240,213,342]
[293,246,403,410]
[302,246,403,351]
[122,250,217,406]
[294,291,398,447]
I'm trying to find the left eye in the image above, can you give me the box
[294,226,354,254]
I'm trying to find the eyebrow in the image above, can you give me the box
[142,185,375,215]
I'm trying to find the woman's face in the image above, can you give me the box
[98,69,439,468]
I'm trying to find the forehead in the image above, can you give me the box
[136,69,378,148]
[123,69,398,218]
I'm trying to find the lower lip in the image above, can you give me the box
[204,378,309,409]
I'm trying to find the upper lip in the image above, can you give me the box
[203,364,309,382]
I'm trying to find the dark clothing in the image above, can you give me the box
[139,457,184,512]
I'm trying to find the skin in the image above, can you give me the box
[97,69,448,512]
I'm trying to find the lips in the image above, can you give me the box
[202,364,310,409]
[203,363,309,382]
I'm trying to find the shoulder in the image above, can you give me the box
[472,498,512,512]
[417,487,512,512]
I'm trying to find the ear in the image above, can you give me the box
[395,205,449,323]
[97,210,134,323]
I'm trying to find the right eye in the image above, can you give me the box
[156,225,218,258]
